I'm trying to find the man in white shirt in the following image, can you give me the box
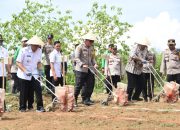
[49,41,63,100]
[16,36,45,112]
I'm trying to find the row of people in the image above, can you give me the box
[0,33,180,112]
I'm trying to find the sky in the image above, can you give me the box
[0,0,180,51]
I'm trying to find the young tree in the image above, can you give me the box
[0,0,74,54]
[71,2,132,64]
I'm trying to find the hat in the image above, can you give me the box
[167,39,176,45]
[108,44,114,48]
[137,37,150,46]
[0,34,3,41]
[82,32,97,41]
[47,34,53,39]
[21,37,28,42]
[27,35,44,46]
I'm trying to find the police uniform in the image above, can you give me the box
[142,51,156,101]
[74,32,97,106]
[49,48,63,100]
[160,39,180,94]
[105,52,123,94]
[17,36,45,112]
[125,38,149,101]
[43,34,54,92]
[101,44,114,94]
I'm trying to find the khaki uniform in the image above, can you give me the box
[75,43,96,72]
[74,43,96,104]
[107,53,123,76]
[160,49,180,75]
[143,51,156,73]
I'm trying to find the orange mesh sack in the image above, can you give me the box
[162,82,179,103]
[114,82,128,106]
[55,85,74,112]
[0,88,5,117]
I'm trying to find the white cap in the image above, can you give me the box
[21,37,28,42]
[136,37,150,46]
[82,32,97,41]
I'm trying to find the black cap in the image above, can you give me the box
[47,34,54,39]
[108,44,114,48]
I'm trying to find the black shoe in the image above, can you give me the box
[132,98,143,101]
[19,108,26,112]
[36,107,45,112]
[88,99,94,104]
[83,100,93,106]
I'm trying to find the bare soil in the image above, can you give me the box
[0,93,180,130]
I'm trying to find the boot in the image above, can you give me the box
[83,99,93,106]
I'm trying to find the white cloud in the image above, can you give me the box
[124,12,180,51]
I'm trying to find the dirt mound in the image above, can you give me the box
[0,93,180,130]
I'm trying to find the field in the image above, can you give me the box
[0,93,180,130]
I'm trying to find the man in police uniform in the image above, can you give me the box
[104,45,123,95]
[16,36,45,112]
[125,37,149,101]
[160,39,180,95]
[43,34,54,94]
[142,50,156,101]
[74,32,97,106]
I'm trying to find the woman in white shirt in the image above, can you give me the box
[49,41,63,100]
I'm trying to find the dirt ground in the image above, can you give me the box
[0,93,180,130]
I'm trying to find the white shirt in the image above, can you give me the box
[16,46,42,80]
[49,49,62,77]
[0,46,8,77]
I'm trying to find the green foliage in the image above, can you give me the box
[0,0,74,55]
[0,0,133,88]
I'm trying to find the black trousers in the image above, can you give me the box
[19,78,34,110]
[126,72,144,101]
[142,73,154,100]
[167,73,180,83]
[11,73,20,93]
[19,77,44,110]
[74,70,95,101]
[51,76,63,101]
[44,65,52,91]
[104,75,121,95]
[0,77,6,89]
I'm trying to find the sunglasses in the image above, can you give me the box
[168,40,175,43]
